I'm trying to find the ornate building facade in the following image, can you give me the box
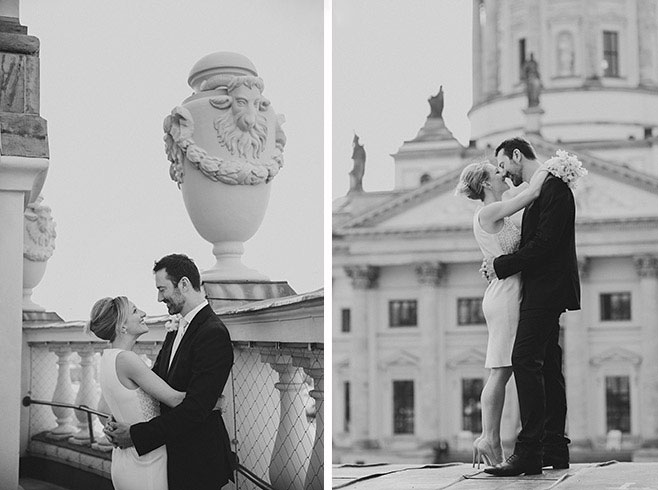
[333,0,658,461]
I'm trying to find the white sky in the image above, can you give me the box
[21,0,323,320]
[332,0,473,198]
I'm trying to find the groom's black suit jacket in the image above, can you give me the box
[494,174,581,312]
[131,304,236,490]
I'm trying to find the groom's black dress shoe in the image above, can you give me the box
[483,453,542,476]
[542,455,569,469]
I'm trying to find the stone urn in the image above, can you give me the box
[164,52,286,281]
[23,195,56,311]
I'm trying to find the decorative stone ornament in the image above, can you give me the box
[164,52,286,280]
[23,195,56,311]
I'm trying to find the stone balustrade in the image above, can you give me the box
[22,289,324,490]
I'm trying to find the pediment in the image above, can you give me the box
[378,349,420,370]
[447,348,486,368]
[590,347,642,366]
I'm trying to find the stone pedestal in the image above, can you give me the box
[523,106,545,135]
[204,280,295,310]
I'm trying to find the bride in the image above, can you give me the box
[88,296,184,490]
[455,161,548,468]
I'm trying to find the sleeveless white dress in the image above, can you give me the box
[99,349,168,490]
[473,208,522,368]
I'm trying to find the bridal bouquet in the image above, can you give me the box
[543,149,588,189]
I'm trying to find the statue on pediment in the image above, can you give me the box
[428,85,444,119]
[349,133,366,192]
[523,53,541,108]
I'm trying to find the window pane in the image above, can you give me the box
[457,298,486,325]
[600,292,631,321]
[341,308,351,332]
[393,380,415,434]
[389,300,418,327]
[462,378,483,432]
[606,376,630,433]
[603,31,619,77]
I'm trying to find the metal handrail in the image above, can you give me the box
[22,395,109,445]
[22,394,275,489]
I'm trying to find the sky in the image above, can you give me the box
[21,0,323,320]
[332,0,473,198]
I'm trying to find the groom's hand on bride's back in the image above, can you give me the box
[103,416,134,449]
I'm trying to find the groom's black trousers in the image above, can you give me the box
[512,308,568,456]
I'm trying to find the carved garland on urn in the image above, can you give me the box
[24,195,56,262]
[164,74,286,186]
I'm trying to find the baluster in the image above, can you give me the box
[46,345,77,440]
[91,393,113,452]
[69,345,100,445]
[264,352,314,490]
[294,351,324,490]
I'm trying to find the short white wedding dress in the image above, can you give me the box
[100,349,168,490]
[473,208,522,368]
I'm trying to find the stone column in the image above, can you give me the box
[265,353,313,490]
[484,0,500,97]
[584,1,602,85]
[638,0,658,87]
[634,255,658,440]
[344,265,379,447]
[0,10,50,487]
[69,346,100,445]
[46,345,77,440]
[564,257,590,444]
[414,261,446,442]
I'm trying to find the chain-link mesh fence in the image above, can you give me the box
[26,341,323,489]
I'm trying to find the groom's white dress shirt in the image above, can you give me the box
[169,299,208,369]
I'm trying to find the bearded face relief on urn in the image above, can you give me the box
[23,195,57,311]
[164,52,286,281]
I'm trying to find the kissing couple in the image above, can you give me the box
[456,136,584,476]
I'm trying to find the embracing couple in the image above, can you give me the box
[456,137,581,476]
[87,253,236,490]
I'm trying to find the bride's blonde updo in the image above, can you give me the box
[86,296,130,342]
[455,161,490,201]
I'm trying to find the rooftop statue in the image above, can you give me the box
[428,85,444,118]
[349,133,366,192]
[523,53,542,108]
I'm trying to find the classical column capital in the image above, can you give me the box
[634,255,658,278]
[344,265,380,289]
[415,261,447,286]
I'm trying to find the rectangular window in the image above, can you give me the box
[457,298,486,325]
[344,381,351,432]
[603,31,619,77]
[606,376,630,433]
[600,292,631,321]
[341,308,351,333]
[393,380,414,434]
[462,378,483,432]
[519,38,527,79]
[389,300,417,327]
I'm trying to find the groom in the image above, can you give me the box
[482,137,580,476]
[105,254,236,489]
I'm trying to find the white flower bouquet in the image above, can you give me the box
[543,149,588,189]
[164,314,182,332]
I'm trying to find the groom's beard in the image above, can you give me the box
[508,172,523,187]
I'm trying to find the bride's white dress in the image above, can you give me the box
[99,348,168,490]
[473,208,522,368]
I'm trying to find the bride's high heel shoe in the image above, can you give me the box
[471,436,483,468]
[473,439,504,469]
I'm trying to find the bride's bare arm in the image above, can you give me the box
[480,168,549,223]
[116,351,185,408]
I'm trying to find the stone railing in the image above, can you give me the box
[21,290,324,490]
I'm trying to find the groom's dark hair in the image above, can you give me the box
[495,137,537,160]
[153,253,202,291]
